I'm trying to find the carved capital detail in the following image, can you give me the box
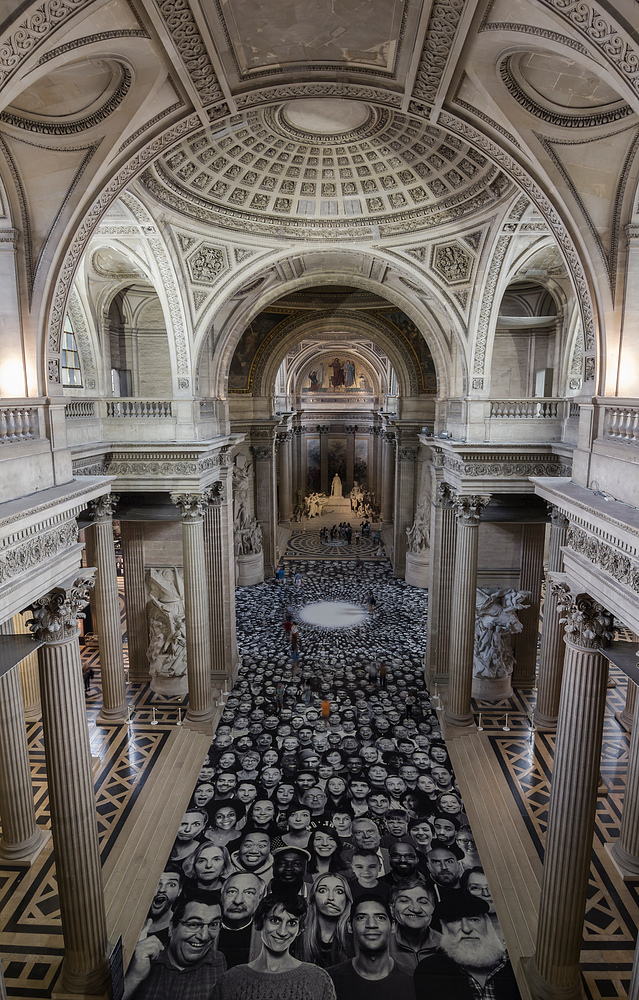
[26,571,96,643]
[453,494,490,526]
[205,481,225,507]
[436,482,456,508]
[252,445,272,461]
[89,493,119,522]
[398,445,418,462]
[552,583,614,651]
[171,493,208,521]
[548,504,570,529]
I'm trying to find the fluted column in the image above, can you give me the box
[89,494,127,725]
[381,432,395,525]
[609,668,639,877]
[204,464,239,681]
[252,436,278,576]
[445,495,490,727]
[171,494,213,725]
[278,431,292,524]
[320,426,329,496]
[616,677,637,732]
[528,586,613,1000]
[426,483,456,684]
[393,440,418,578]
[0,661,47,861]
[121,521,149,680]
[346,425,355,493]
[27,572,110,994]
[534,508,570,730]
[8,613,42,720]
[513,522,546,686]
[1,955,7,1000]
[291,427,300,513]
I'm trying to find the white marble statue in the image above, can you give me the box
[145,568,187,679]
[331,474,343,497]
[406,514,430,553]
[234,516,263,555]
[473,587,531,679]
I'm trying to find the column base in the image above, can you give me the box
[521,954,585,1000]
[0,826,50,865]
[533,709,558,732]
[95,705,128,726]
[444,708,475,729]
[606,841,639,880]
[185,708,214,735]
[23,704,42,722]
[54,958,110,999]
[615,708,633,732]
[607,675,616,689]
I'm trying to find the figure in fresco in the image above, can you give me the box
[331,358,344,388]
[308,370,320,392]
[344,359,356,389]
[316,361,326,388]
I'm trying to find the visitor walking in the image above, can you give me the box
[367,589,375,614]
[367,661,378,690]
[83,663,94,694]
[321,697,331,729]
[378,662,387,690]
[294,571,303,591]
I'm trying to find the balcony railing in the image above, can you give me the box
[105,399,173,418]
[0,405,39,444]
[65,401,96,419]
[490,399,560,419]
[602,404,639,446]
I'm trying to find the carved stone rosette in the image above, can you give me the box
[552,584,614,651]
[170,492,208,521]
[27,571,97,643]
[453,494,490,526]
[88,493,119,522]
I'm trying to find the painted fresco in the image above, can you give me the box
[378,310,437,394]
[354,439,368,487]
[327,438,346,484]
[229,312,284,391]
[303,355,373,395]
[306,437,321,492]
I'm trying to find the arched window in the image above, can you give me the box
[61,314,83,387]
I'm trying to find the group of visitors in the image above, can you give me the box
[125,645,520,1000]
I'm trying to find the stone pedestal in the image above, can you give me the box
[393,441,418,578]
[121,521,149,680]
[27,572,110,995]
[527,587,613,1000]
[0,665,48,862]
[89,496,127,726]
[472,674,513,701]
[426,483,456,684]
[534,509,569,731]
[445,495,489,728]
[405,550,429,588]
[513,522,546,687]
[171,494,213,725]
[236,551,264,586]
[253,435,277,578]
[381,433,395,525]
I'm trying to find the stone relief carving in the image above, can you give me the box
[187,244,227,283]
[0,0,89,89]
[413,0,466,104]
[0,521,79,584]
[27,570,96,643]
[233,460,263,556]
[145,568,187,679]
[567,524,639,594]
[433,242,473,284]
[152,0,222,104]
[473,587,531,680]
[552,582,614,650]
[406,508,430,554]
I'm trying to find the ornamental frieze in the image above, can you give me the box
[0,521,79,584]
[567,525,639,594]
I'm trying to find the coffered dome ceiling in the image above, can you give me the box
[141,99,514,240]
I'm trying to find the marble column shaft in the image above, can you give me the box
[28,572,110,994]
[445,496,489,727]
[610,676,639,875]
[90,495,127,725]
[204,471,239,680]
[617,678,637,732]
[0,665,45,860]
[534,509,569,730]
[278,432,292,524]
[346,428,355,493]
[392,441,417,578]
[121,521,149,680]
[320,430,329,496]
[513,522,546,686]
[171,494,213,723]
[425,483,456,683]
[253,440,278,577]
[8,613,42,719]
[381,433,395,524]
[291,429,299,508]
[529,588,613,1000]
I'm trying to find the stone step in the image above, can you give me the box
[103,726,210,966]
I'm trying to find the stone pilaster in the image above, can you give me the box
[425,483,456,684]
[534,508,570,730]
[89,494,127,726]
[278,430,292,524]
[252,435,278,576]
[513,522,546,687]
[0,663,47,861]
[204,466,239,682]
[27,572,110,994]
[170,494,213,725]
[381,432,395,525]
[393,440,418,578]
[527,586,613,1000]
[120,521,149,680]
[445,495,490,727]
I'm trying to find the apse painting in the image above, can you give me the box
[327,438,347,484]
[306,437,321,492]
[229,312,284,391]
[379,310,437,394]
[354,438,368,486]
[303,354,372,395]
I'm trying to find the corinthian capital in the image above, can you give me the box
[436,482,455,508]
[398,445,418,463]
[171,493,208,521]
[252,445,272,461]
[552,583,614,650]
[205,481,225,507]
[453,495,490,526]
[89,493,119,522]
[26,570,97,643]
[548,504,570,529]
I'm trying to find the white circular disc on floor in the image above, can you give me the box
[298,601,368,629]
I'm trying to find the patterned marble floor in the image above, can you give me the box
[284,528,385,560]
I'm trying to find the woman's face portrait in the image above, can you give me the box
[195,845,226,884]
[215,806,238,831]
[313,831,338,858]
[314,876,348,918]
[261,905,300,954]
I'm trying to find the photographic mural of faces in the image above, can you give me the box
[125,561,520,1000]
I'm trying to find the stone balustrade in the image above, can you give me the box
[603,404,639,445]
[105,399,173,418]
[65,401,96,419]
[0,404,40,444]
[490,399,560,419]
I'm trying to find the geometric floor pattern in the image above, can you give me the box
[284,528,384,559]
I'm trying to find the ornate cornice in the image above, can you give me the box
[26,571,96,644]
[413,0,467,105]
[453,494,490,526]
[0,0,90,89]
[567,524,639,594]
[0,520,79,585]
[170,492,208,520]
[552,582,614,651]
